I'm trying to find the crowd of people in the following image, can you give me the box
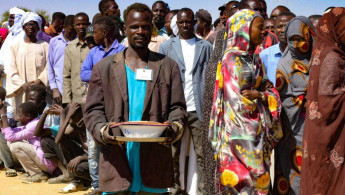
[0,0,343,195]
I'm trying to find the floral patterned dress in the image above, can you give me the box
[209,10,283,194]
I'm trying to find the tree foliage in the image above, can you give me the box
[1,7,50,25]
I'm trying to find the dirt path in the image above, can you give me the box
[0,171,88,195]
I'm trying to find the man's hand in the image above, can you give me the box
[241,90,260,101]
[33,79,44,86]
[52,88,62,105]
[22,82,34,92]
[67,156,82,172]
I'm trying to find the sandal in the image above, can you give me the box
[48,175,71,184]
[22,172,49,183]
[5,169,17,177]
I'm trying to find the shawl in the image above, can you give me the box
[300,7,345,195]
[209,9,282,194]
[0,28,8,41]
[276,16,315,133]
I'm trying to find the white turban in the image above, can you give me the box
[170,15,178,36]
[21,12,42,31]
[9,7,25,15]
[9,7,25,36]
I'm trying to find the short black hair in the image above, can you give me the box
[99,0,114,13]
[92,13,102,24]
[30,84,47,101]
[52,12,66,22]
[19,102,39,119]
[94,16,117,38]
[0,87,6,101]
[169,9,179,16]
[64,15,75,27]
[278,11,296,18]
[239,0,256,10]
[152,1,167,8]
[178,8,195,19]
[308,14,322,20]
[123,3,153,24]
[275,5,290,12]
[75,12,89,21]
[213,18,220,27]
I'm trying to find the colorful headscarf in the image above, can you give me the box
[209,9,282,194]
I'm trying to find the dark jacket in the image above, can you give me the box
[83,50,187,192]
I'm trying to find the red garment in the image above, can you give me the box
[0,28,8,44]
[255,31,279,54]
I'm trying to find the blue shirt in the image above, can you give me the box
[80,40,126,82]
[259,43,283,86]
[158,27,169,39]
[103,65,167,194]
[47,31,74,93]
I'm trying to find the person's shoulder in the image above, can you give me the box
[94,51,124,71]
[196,37,213,48]
[160,37,176,47]
[260,44,277,56]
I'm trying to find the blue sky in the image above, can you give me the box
[1,0,343,23]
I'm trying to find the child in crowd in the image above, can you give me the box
[0,101,56,182]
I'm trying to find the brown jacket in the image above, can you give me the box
[83,50,187,192]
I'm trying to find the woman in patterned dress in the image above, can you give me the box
[209,9,283,194]
[300,7,345,195]
[274,16,315,195]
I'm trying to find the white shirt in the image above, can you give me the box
[180,37,196,112]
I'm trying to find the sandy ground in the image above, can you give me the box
[0,170,89,195]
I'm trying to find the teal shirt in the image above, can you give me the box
[103,65,167,194]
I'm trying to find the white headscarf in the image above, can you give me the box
[21,12,42,31]
[8,7,25,36]
[170,15,178,36]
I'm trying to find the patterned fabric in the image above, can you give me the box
[300,8,345,195]
[208,10,283,194]
[273,16,315,195]
[201,27,226,195]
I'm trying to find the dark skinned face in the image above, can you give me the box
[264,19,275,32]
[124,10,152,49]
[250,17,265,48]
[17,108,31,126]
[177,11,196,40]
[53,19,64,33]
[259,1,268,19]
[23,21,39,38]
[270,7,289,20]
[27,91,45,108]
[64,25,77,41]
[8,14,15,27]
[164,12,175,36]
[74,15,90,38]
[245,0,261,12]
[275,15,294,43]
[152,2,167,27]
[93,24,105,45]
[105,1,120,17]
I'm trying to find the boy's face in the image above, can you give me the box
[27,91,45,107]
[93,24,105,45]
[18,108,30,125]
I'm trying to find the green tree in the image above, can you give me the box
[1,7,50,25]
[35,9,50,23]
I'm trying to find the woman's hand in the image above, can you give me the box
[66,102,80,118]
[241,90,260,100]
